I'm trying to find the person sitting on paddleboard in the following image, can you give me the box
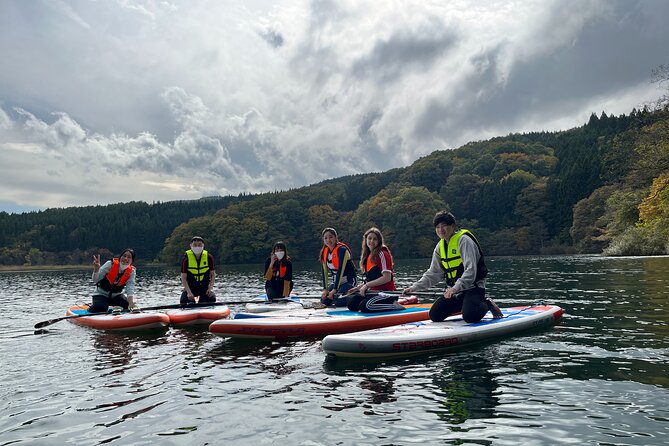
[319,227,357,307]
[403,211,503,323]
[89,248,137,313]
[264,241,294,301]
[180,236,217,305]
[347,227,403,313]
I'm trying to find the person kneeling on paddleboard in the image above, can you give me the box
[264,241,294,301]
[89,248,137,313]
[319,227,358,307]
[404,211,503,323]
[180,236,217,305]
[347,227,403,313]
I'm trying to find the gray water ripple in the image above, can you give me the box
[2,257,669,444]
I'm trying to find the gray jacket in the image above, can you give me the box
[410,235,486,293]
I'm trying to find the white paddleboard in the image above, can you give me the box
[322,305,564,358]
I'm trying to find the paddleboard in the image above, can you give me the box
[322,305,564,358]
[238,295,418,318]
[209,304,432,340]
[66,305,170,331]
[244,294,303,313]
[166,305,230,326]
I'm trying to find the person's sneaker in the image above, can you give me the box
[486,298,503,318]
[111,306,123,315]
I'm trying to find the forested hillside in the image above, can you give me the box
[0,196,250,265]
[2,107,668,266]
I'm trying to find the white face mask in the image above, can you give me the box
[191,246,204,255]
[119,263,129,271]
[275,251,285,260]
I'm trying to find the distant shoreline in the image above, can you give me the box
[0,265,88,273]
[0,262,170,273]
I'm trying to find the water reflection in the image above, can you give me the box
[90,330,169,374]
[431,353,499,425]
[3,257,669,445]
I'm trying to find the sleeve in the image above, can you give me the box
[333,245,350,290]
[208,253,216,271]
[92,260,112,283]
[282,261,293,297]
[124,268,137,296]
[180,255,188,274]
[410,243,445,291]
[378,250,392,273]
[264,258,273,280]
[453,236,479,292]
[321,262,328,288]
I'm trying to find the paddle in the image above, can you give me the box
[375,290,443,298]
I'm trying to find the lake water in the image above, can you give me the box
[1,256,669,445]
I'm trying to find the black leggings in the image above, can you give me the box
[89,294,129,313]
[347,293,402,313]
[180,289,216,305]
[429,288,488,323]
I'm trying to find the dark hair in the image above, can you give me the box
[433,211,456,227]
[190,236,204,243]
[273,241,287,254]
[119,248,136,262]
[319,227,339,261]
[321,227,338,238]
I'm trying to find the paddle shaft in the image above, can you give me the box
[298,290,442,298]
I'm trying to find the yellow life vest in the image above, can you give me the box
[186,249,209,283]
[438,229,487,287]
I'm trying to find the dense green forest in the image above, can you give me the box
[0,196,251,266]
[2,106,668,267]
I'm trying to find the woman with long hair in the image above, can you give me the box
[319,227,357,307]
[347,227,400,312]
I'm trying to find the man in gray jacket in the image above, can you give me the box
[404,211,502,322]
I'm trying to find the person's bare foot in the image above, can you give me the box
[486,298,503,318]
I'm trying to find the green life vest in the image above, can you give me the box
[186,249,209,283]
[438,229,488,287]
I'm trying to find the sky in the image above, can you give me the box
[1,0,668,214]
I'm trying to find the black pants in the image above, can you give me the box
[429,287,488,323]
[180,288,216,305]
[321,281,356,307]
[347,293,402,313]
[266,281,293,300]
[89,294,129,313]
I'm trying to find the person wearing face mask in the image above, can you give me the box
[89,248,137,313]
[264,241,293,300]
[180,236,217,304]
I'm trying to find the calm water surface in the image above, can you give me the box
[1,256,669,445]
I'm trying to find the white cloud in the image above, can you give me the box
[0,0,668,211]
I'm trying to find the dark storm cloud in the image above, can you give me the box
[414,0,669,142]
[1,0,668,211]
[351,29,458,84]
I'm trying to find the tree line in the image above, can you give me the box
[1,106,668,267]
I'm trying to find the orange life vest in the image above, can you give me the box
[97,258,134,294]
[322,242,352,271]
[272,260,288,279]
[363,247,396,291]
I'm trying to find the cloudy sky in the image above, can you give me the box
[1,0,668,213]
